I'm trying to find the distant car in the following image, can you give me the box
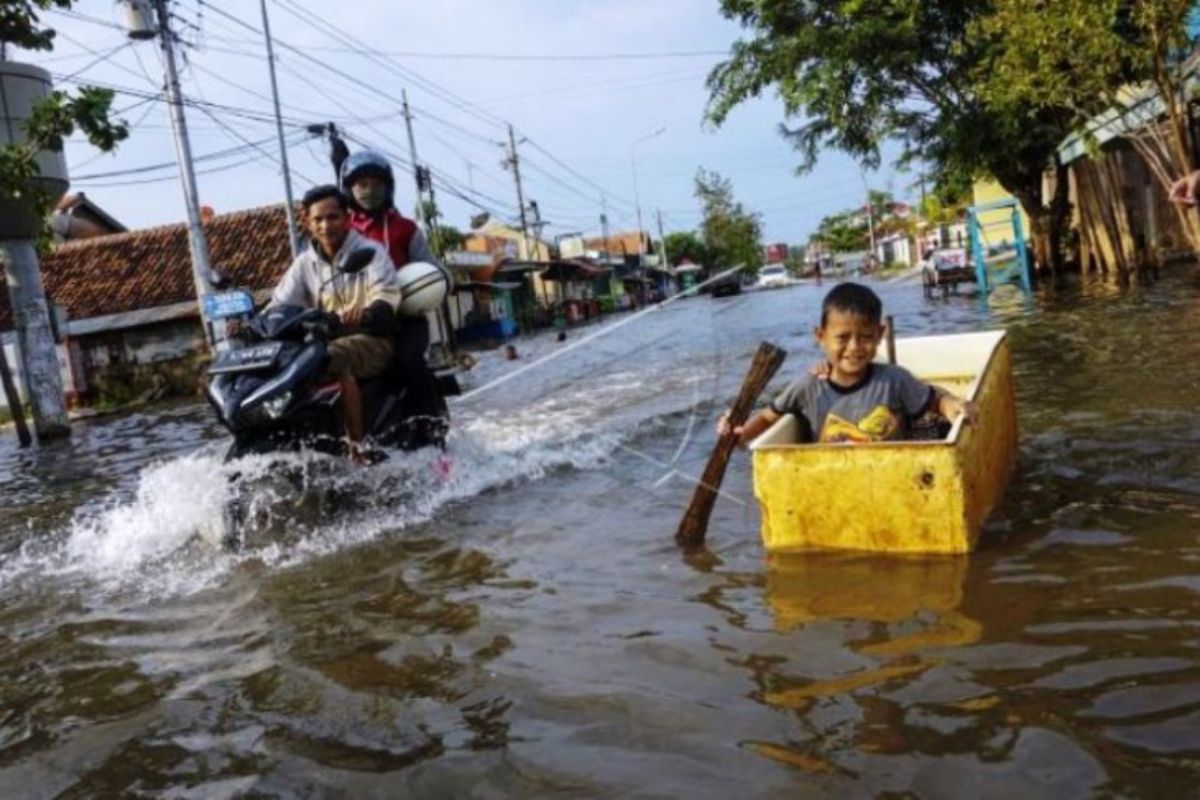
[756,264,790,289]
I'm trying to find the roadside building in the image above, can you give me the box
[0,204,291,408]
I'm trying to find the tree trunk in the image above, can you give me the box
[1009,182,1052,279]
[1046,161,1071,278]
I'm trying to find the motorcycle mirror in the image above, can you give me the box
[341,248,375,274]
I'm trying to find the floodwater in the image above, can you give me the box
[2,271,1200,798]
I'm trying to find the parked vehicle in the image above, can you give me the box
[921,248,974,297]
[749,329,1016,554]
[709,272,744,298]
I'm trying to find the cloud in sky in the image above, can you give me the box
[33,0,903,245]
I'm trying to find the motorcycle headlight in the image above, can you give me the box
[262,390,293,419]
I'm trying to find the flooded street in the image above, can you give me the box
[2,272,1200,798]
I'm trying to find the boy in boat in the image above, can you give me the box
[719,282,977,445]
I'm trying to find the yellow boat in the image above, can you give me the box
[749,329,1017,554]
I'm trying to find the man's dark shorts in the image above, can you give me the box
[326,334,393,379]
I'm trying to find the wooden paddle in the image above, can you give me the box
[886,314,896,364]
[676,341,787,548]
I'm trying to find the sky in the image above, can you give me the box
[24,0,906,246]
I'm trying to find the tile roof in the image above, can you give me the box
[1,203,293,333]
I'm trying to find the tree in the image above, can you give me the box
[813,210,869,253]
[978,0,1200,250]
[1,1,128,230]
[433,224,465,254]
[664,230,710,267]
[694,168,763,271]
[705,0,1075,275]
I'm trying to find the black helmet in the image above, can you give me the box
[340,150,394,210]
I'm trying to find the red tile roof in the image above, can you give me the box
[1,204,293,332]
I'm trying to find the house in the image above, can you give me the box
[49,193,127,242]
[583,230,652,260]
[0,204,292,407]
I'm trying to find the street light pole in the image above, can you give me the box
[631,126,665,260]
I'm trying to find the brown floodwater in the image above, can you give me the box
[1,271,1199,798]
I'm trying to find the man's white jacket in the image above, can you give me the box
[269,229,401,316]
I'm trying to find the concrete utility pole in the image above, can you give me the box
[656,208,668,269]
[506,124,531,258]
[150,0,221,345]
[401,89,429,231]
[600,197,611,262]
[0,57,71,442]
[259,0,299,256]
[858,168,877,258]
[0,245,68,440]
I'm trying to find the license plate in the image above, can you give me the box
[209,341,283,374]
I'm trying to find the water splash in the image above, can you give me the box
[0,404,626,598]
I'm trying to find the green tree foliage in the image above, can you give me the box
[433,224,465,254]
[694,167,763,270]
[663,230,710,267]
[705,0,1075,273]
[813,210,868,253]
[1,1,128,221]
[979,0,1196,194]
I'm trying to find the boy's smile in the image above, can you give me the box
[815,309,884,385]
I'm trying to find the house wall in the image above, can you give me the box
[1,333,77,411]
[1069,139,1188,275]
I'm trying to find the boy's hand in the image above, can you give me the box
[716,409,744,440]
[945,397,979,425]
[809,361,832,380]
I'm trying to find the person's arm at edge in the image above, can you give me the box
[408,226,438,266]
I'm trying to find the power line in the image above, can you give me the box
[71,132,283,180]
[167,36,729,62]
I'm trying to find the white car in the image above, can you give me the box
[756,264,790,289]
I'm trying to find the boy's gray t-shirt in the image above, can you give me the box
[769,364,935,443]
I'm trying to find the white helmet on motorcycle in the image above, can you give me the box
[398,261,451,317]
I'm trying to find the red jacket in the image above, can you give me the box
[349,208,418,269]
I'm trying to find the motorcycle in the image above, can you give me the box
[204,248,452,546]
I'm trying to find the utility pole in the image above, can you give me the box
[527,200,544,258]
[150,0,221,345]
[600,196,611,263]
[656,209,668,269]
[506,124,530,258]
[858,168,877,259]
[401,89,429,231]
[259,0,299,256]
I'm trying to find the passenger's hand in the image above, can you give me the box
[810,361,832,380]
[340,306,364,327]
[1169,171,1200,206]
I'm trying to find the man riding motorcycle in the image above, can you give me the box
[265,184,401,464]
[335,148,445,418]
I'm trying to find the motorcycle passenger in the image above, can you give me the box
[338,149,444,417]
[268,184,401,464]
